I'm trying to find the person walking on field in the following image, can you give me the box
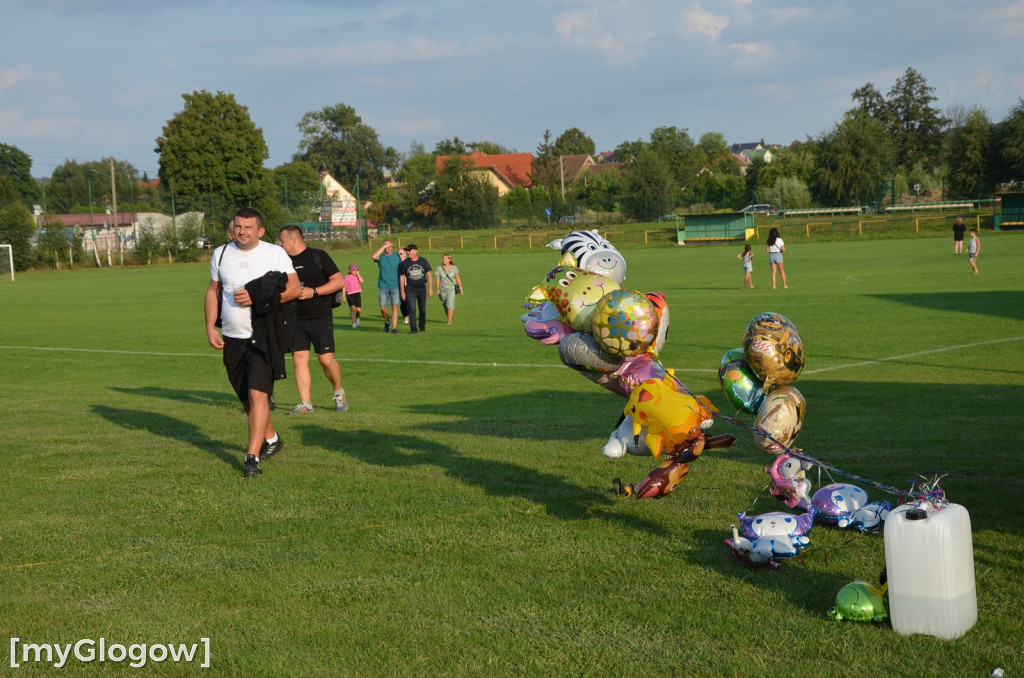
[398,243,432,333]
[737,244,755,289]
[343,264,364,328]
[968,228,980,274]
[953,216,967,255]
[434,253,464,324]
[205,208,300,478]
[372,240,402,334]
[277,225,349,415]
[766,227,787,289]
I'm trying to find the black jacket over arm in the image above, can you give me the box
[244,271,294,380]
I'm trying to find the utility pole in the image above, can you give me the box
[559,156,565,200]
[109,157,119,266]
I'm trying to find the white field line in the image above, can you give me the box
[3,336,1022,375]
[802,335,1024,376]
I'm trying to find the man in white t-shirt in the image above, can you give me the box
[205,208,300,478]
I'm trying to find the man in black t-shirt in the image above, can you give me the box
[278,226,349,413]
[397,243,432,333]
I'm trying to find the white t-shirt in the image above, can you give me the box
[768,238,785,253]
[211,241,295,339]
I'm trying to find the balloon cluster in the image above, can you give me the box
[521,230,734,499]
[720,313,892,569]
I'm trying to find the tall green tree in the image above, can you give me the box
[433,137,468,156]
[811,109,895,206]
[648,126,702,188]
[612,138,647,163]
[295,103,399,196]
[156,90,273,226]
[944,106,994,199]
[0,143,40,207]
[467,140,512,155]
[886,67,947,170]
[622,150,674,221]
[46,159,139,215]
[273,161,322,220]
[553,128,596,157]
[995,99,1024,184]
[0,176,21,209]
[531,130,560,192]
[0,203,36,270]
[425,157,500,229]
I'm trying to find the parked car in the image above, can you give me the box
[558,215,579,225]
[740,204,778,216]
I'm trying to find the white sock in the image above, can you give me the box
[266,433,279,445]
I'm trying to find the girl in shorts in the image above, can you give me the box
[343,264,364,327]
[737,244,754,289]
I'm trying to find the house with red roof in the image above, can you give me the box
[435,151,533,195]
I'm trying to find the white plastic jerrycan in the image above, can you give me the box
[884,501,977,639]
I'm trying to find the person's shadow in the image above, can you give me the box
[92,405,240,470]
[295,423,668,534]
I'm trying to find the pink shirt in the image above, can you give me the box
[343,273,362,294]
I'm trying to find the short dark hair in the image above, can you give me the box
[280,224,304,239]
[234,207,263,227]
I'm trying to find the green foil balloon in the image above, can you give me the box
[828,581,889,622]
[718,349,765,414]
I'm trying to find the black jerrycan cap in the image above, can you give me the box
[906,508,928,521]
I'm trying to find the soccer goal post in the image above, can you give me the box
[0,244,12,281]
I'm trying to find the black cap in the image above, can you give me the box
[406,243,418,250]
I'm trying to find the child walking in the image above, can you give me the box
[343,264,364,327]
[968,229,980,274]
[737,244,755,289]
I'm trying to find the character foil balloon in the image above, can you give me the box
[743,312,805,389]
[718,348,766,414]
[752,385,806,453]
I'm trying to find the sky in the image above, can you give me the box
[2,0,1023,180]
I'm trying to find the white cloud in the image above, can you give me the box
[0,107,80,139]
[681,4,729,41]
[552,7,649,66]
[0,63,51,96]
[730,42,772,58]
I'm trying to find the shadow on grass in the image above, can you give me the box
[92,405,240,470]
[870,290,1024,321]
[109,385,238,408]
[295,424,668,535]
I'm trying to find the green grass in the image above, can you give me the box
[1,235,1022,676]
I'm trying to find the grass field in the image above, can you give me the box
[1,234,1022,676]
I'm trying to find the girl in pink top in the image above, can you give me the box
[343,264,364,327]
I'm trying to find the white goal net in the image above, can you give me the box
[0,244,12,281]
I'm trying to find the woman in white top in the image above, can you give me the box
[766,228,787,289]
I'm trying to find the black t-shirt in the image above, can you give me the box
[289,247,340,319]
[953,222,967,240]
[398,257,432,290]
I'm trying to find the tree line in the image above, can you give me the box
[2,67,1024,270]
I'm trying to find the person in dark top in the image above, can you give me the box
[952,216,967,255]
[397,243,433,333]
[278,225,349,414]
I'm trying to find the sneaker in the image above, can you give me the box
[243,454,261,478]
[261,436,285,460]
[287,401,313,415]
[390,329,398,334]
[334,390,349,412]
[384,321,390,333]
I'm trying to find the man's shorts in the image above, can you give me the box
[223,336,274,402]
[379,287,401,308]
[291,316,335,355]
[346,291,362,308]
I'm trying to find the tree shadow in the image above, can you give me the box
[870,290,1024,322]
[108,386,238,408]
[294,424,668,534]
[92,405,240,470]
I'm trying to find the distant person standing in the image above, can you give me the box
[766,228,787,289]
[434,253,464,324]
[737,244,755,289]
[953,216,967,254]
[398,244,432,333]
[968,228,980,274]
[343,264,364,328]
[205,208,299,478]
[372,240,402,334]
[277,225,349,415]
[399,247,410,325]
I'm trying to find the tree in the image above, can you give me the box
[553,128,596,157]
[648,126,702,188]
[296,103,399,196]
[995,99,1024,184]
[531,130,560,192]
[156,90,274,226]
[886,68,947,170]
[0,143,40,207]
[433,137,468,156]
[944,107,993,198]
[613,138,647,163]
[576,167,624,215]
[758,176,813,210]
[425,157,500,229]
[0,203,36,270]
[273,161,322,220]
[0,176,21,209]
[467,140,512,155]
[46,159,139,215]
[811,109,895,206]
[394,152,438,225]
[622,150,674,221]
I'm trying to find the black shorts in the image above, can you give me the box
[223,337,274,401]
[291,315,335,354]
[346,292,362,308]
